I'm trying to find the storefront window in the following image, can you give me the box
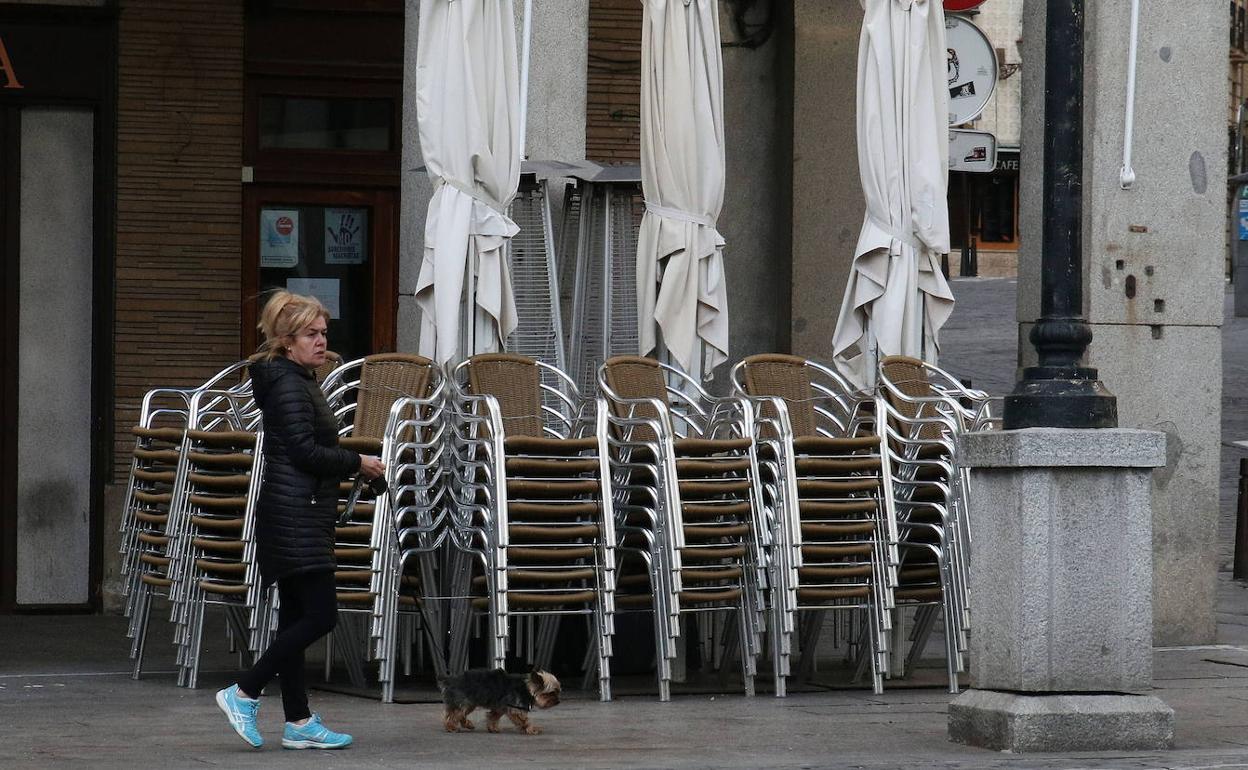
[948,153,1020,250]
[259,96,392,151]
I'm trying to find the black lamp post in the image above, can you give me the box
[1002,0,1117,429]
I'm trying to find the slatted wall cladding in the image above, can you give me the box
[114,0,245,480]
[587,0,642,163]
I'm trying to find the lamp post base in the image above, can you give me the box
[949,689,1175,752]
[1002,366,1118,429]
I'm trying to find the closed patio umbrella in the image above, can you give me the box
[832,0,955,386]
[637,0,728,383]
[414,0,522,365]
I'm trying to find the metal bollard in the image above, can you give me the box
[1236,458,1248,580]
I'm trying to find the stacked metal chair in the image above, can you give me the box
[874,355,992,692]
[506,167,567,374]
[598,355,764,701]
[731,354,896,696]
[167,386,266,688]
[120,360,253,678]
[445,353,616,700]
[315,353,442,692]
[372,368,449,703]
[562,165,646,394]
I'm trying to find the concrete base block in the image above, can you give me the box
[948,689,1175,752]
[960,428,1166,693]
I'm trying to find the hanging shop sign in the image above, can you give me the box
[944,0,989,11]
[949,129,998,173]
[945,15,998,126]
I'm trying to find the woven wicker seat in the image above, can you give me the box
[351,353,435,439]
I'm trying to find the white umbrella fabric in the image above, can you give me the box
[636,0,728,383]
[832,0,955,386]
[414,0,522,365]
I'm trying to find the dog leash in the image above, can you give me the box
[338,474,389,526]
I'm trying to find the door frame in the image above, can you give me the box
[242,185,398,359]
[0,7,117,612]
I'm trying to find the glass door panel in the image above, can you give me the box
[258,204,372,362]
[243,187,396,365]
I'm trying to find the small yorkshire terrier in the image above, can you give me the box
[437,667,561,735]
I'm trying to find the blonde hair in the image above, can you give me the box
[253,290,330,361]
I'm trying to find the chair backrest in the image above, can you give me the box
[353,354,435,439]
[878,355,943,440]
[740,354,818,437]
[600,355,669,444]
[464,353,545,438]
[314,351,343,384]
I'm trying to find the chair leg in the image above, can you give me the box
[772,600,789,698]
[130,590,152,680]
[866,605,884,695]
[651,609,671,702]
[736,606,755,697]
[944,606,960,694]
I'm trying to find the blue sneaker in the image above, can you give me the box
[282,713,353,750]
[215,684,263,748]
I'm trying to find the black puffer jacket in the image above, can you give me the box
[250,356,360,585]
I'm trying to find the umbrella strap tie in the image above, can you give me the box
[436,176,509,215]
[645,202,716,229]
[867,214,921,252]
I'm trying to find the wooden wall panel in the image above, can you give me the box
[114,0,244,479]
[587,0,642,163]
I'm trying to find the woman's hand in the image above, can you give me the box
[359,455,386,480]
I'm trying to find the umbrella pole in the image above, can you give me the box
[519,0,533,160]
[462,252,476,361]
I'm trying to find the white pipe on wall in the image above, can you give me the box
[519,0,533,160]
[1120,0,1141,189]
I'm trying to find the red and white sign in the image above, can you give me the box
[944,0,988,11]
[260,208,300,268]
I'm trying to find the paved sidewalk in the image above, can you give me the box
[6,609,1248,769]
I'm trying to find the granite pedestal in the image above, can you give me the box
[947,428,1175,752]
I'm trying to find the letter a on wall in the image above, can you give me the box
[0,35,24,89]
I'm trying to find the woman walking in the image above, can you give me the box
[215,291,384,750]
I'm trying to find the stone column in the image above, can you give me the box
[1017,0,1225,646]
[790,0,863,361]
[948,429,1175,752]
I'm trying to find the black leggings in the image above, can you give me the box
[237,569,337,723]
